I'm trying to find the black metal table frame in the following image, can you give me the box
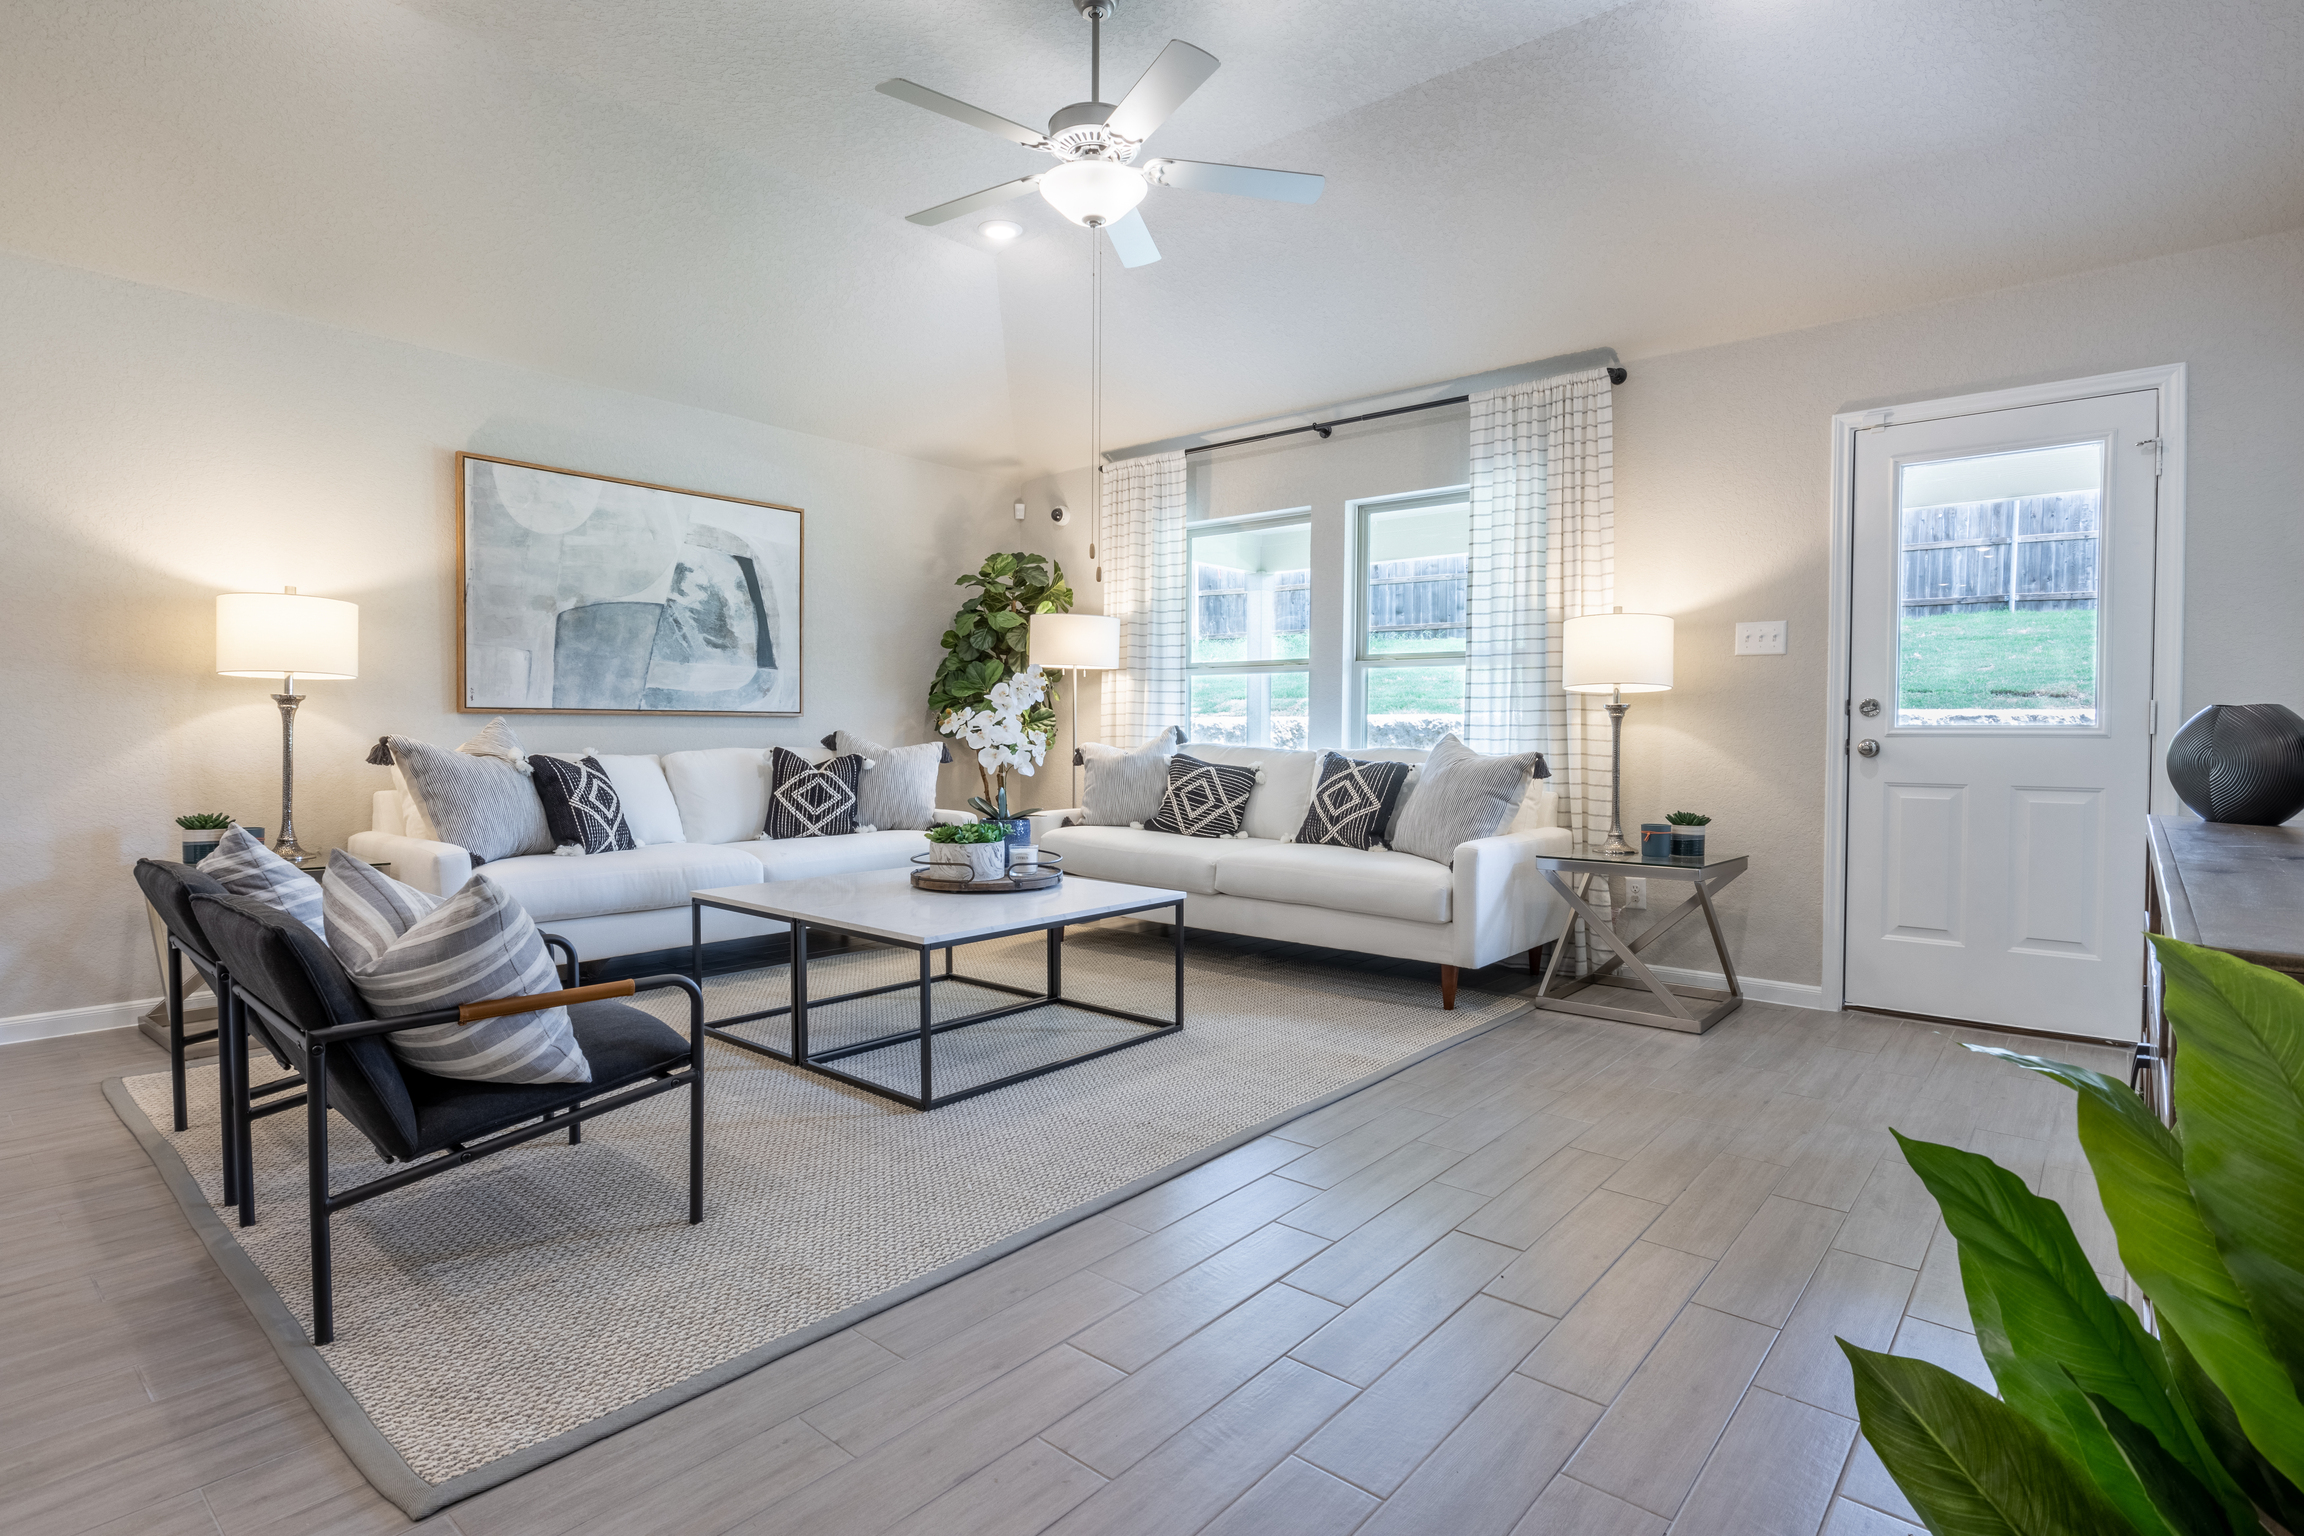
[1535,856,1751,1033]
[689,893,1186,1110]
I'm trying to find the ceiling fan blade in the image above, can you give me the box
[1143,159,1324,204]
[1105,40,1219,144]
[1104,209,1161,268]
[877,80,1048,148]
[904,177,1042,226]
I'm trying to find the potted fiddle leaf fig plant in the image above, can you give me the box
[930,551,1072,848]
[1839,933,2304,1536]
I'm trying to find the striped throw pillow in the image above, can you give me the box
[322,851,590,1085]
[200,826,325,937]
[1388,734,1546,867]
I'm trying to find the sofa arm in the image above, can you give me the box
[929,808,975,827]
[345,829,472,896]
[1452,827,1574,970]
[1028,809,1082,843]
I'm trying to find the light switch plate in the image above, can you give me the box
[1735,621,1787,655]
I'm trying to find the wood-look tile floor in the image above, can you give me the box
[0,933,2129,1536]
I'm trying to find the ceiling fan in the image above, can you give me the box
[878,0,1325,267]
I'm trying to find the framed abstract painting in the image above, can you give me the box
[457,453,803,715]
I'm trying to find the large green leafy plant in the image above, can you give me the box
[1842,935,2304,1535]
[928,551,1073,819]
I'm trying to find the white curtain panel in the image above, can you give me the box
[1099,450,1189,747]
[1465,367,1617,957]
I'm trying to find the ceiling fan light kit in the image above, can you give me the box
[877,0,1324,266]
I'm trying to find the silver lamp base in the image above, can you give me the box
[1599,693,1634,855]
[272,685,312,861]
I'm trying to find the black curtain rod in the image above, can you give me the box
[1182,366,1627,457]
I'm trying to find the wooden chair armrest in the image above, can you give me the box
[458,978,635,1025]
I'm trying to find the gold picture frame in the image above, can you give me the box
[456,452,804,716]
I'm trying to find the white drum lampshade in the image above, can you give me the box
[216,590,360,680]
[215,587,358,861]
[1562,610,1673,695]
[1029,613,1120,672]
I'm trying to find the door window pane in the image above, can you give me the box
[1191,517,1310,665]
[1895,442,2102,728]
[1363,666,1465,748]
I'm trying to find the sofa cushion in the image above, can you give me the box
[1215,842,1454,925]
[403,998,688,1156]
[1037,824,1227,896]
[1179,746,1323,842]
[477,843,766,923]
[735,828,932,882]
[662,747,774,845]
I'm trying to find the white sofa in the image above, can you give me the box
[348,746,967,963]
[1036,744,1574,1008]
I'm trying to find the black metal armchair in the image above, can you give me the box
[190,892,705,1345]
[133,859,265,1205]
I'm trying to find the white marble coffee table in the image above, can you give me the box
[689,866,1186,1109]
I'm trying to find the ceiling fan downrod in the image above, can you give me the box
[1074,0,1114,104]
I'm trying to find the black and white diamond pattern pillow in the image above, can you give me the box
[1142,754,1261,839]
[531,754,638,855]
[767,747,871,838]
[1292,753,1415,851]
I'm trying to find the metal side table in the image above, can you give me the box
[1533,844,1750,1033]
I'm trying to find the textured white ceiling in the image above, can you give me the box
[0,0,2298,474]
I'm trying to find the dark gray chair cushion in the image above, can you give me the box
[192,893,423,1161]
[134,859,227,964]
[401,1000,689,1155]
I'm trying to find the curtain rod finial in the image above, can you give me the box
[1608,366,1628,385]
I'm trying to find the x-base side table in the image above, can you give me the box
[1533,846,1750,1033]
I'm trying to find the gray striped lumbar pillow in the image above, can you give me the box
[322,851,590,1084]
[1388,734,1547,867]
[201,826,325,937]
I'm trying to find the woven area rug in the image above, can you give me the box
[109,922,1524,1517]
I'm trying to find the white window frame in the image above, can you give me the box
[1185,505,1313,749]
[1349,486,1471,750]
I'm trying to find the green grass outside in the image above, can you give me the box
[1899,607,2096,711]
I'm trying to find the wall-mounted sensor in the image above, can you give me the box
[1050,505,1073,525]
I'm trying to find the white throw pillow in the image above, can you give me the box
[322,851,590,1085]
[831,730,942,831]
[1081,728,1183,826]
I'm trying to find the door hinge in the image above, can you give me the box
[2150,700,2160,736]
[2138,437,2164,477]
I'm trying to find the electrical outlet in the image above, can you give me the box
[1623,877,1646,910]
[1735,621,1787,655]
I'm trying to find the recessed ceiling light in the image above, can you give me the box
[978,219,1024,243]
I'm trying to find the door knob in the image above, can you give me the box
[1856,739,1881,758]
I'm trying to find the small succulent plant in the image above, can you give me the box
[175,812,234,830]
[925,821,1007,845]
[1665,811,1711,826]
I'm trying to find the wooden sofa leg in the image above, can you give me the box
[1441,965,1458,1011]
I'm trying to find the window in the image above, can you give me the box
[1187,509,1311,748]
[1356,491,1469,747]
[1895,442,2103,728]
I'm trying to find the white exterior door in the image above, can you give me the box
[1843,389,2161,1037]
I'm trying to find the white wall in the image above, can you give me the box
[1616,226,2304,989]
[0,252,1018,1021]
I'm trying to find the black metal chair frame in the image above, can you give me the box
[216,934,582,1231]
[227,959,704,1345]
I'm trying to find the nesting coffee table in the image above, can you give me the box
[690,867,1186,1109]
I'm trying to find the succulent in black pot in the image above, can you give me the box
[2165,702,2304,824]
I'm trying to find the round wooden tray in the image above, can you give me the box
[909,850,1063,894]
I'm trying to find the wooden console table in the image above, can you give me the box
[2143,815,2304,1121]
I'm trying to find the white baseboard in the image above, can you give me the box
[1645,965,1829,1013]
[0,996,161,1047]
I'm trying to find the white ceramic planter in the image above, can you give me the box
[929,842,1008,882]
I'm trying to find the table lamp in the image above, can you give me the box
[216,587,359,861]
[1029,613,1120,806]
[1562,607,1674,856]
